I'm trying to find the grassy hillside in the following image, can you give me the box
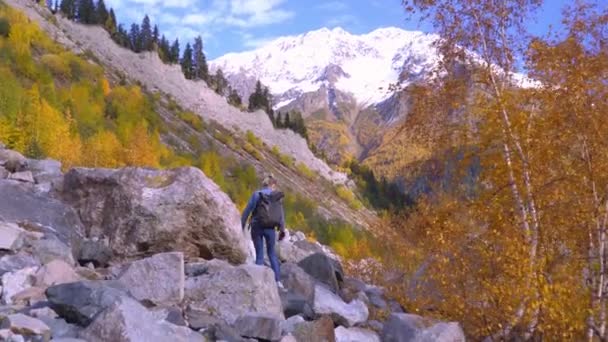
[0,1,383,260]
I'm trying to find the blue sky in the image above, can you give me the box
[104,0,575,60]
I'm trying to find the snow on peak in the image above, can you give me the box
[210,26,440,107]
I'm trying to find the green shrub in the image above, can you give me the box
[271,145,281,157]
[214,131,235,148]
[178,111,204,132]
[0,17,10,37]
[246,130,263,148]
[243,142,264,160]
[296,162,316,180]
[336,185,363,210]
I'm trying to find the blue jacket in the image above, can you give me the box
[241,187,285,231]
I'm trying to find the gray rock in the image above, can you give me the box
[0,181,83,249]
[30,237,75,266]
[185,263,283,326]
[0,253,40,276]
[75,239,112,268]
[0,166,8,179]
[362,320,384,332]
[298,253,344,294]
[185,259,231,278]
[27,307,58,319]
[0,222,25,251]
[280,315,304,335]
[293,316,335,342]
[10,286,46,306]
[280,334,297,342]
[79,297,204,342]
[50,338,87,342]
[0,313,51,340]
[335,326,381,342]
[0,329,11,340]
[45,280,129,326]
[9,334,24,342]
[34,260,81,288]
[8,171,35,183]
[280,291,314,319]
[234,313,282,341]
[313,285,368,328]
[0,150,27,173]
[366,289,387,310]
[388,300,405,313]
[115,252,184,306]
[1,267,37,305]
[281,263,315,303]
[381,313,465,342]
[37,317,81,339]
[27,159,62,184]
[60,167,249,264]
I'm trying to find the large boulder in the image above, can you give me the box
[26,159,62,184]
[184,261,283,327]
[30,237,76,266]
[114,252,184,306]
[298,253,344,294]
[234,313,282,341]
[292,316,335,342]
[0,180,83,249]
[59,167,249,264]
[381,313,465,342]
[280,291,315,320]
[335,326,381,342]
[313,285,368,328]
[45,281,130,327]
[279,263,316,319]
[79,296,204,342]
[280,263,315,302]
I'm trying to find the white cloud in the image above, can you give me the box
[326,14,359,27]
[316,1,349,11]
[240,32,278,48]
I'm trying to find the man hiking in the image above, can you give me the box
[241,174,286,289]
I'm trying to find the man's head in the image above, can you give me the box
[262,173,277,189]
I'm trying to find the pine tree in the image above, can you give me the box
[152,25,159,46]
[169,38,180,64]
[140,15,153,51]
[181,43,194,79]
[248,80,263,112]
[77,0,95,24]
[59,0,76,19]
[129,23,141,52]
[107,8,117,32]
[228,88,242,107]
[95,0,109,27]
[284,112,290,128]
[213,68,227,95]
[192,36,209,81]
[158,35,170,62]
[113,24,129,47]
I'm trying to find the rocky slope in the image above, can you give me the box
[4,0,343,186]
[0,144,466,342]
[2,0,378,229]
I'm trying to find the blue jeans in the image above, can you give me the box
[251,225,281,281]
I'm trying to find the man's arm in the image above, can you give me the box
[241,192,259,229]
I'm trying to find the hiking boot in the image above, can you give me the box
[277,281,285,290]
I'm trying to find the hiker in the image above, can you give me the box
[241,174,286,289]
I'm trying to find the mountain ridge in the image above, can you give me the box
[210,26,439,108]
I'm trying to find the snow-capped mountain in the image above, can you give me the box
[210,26,440,109]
